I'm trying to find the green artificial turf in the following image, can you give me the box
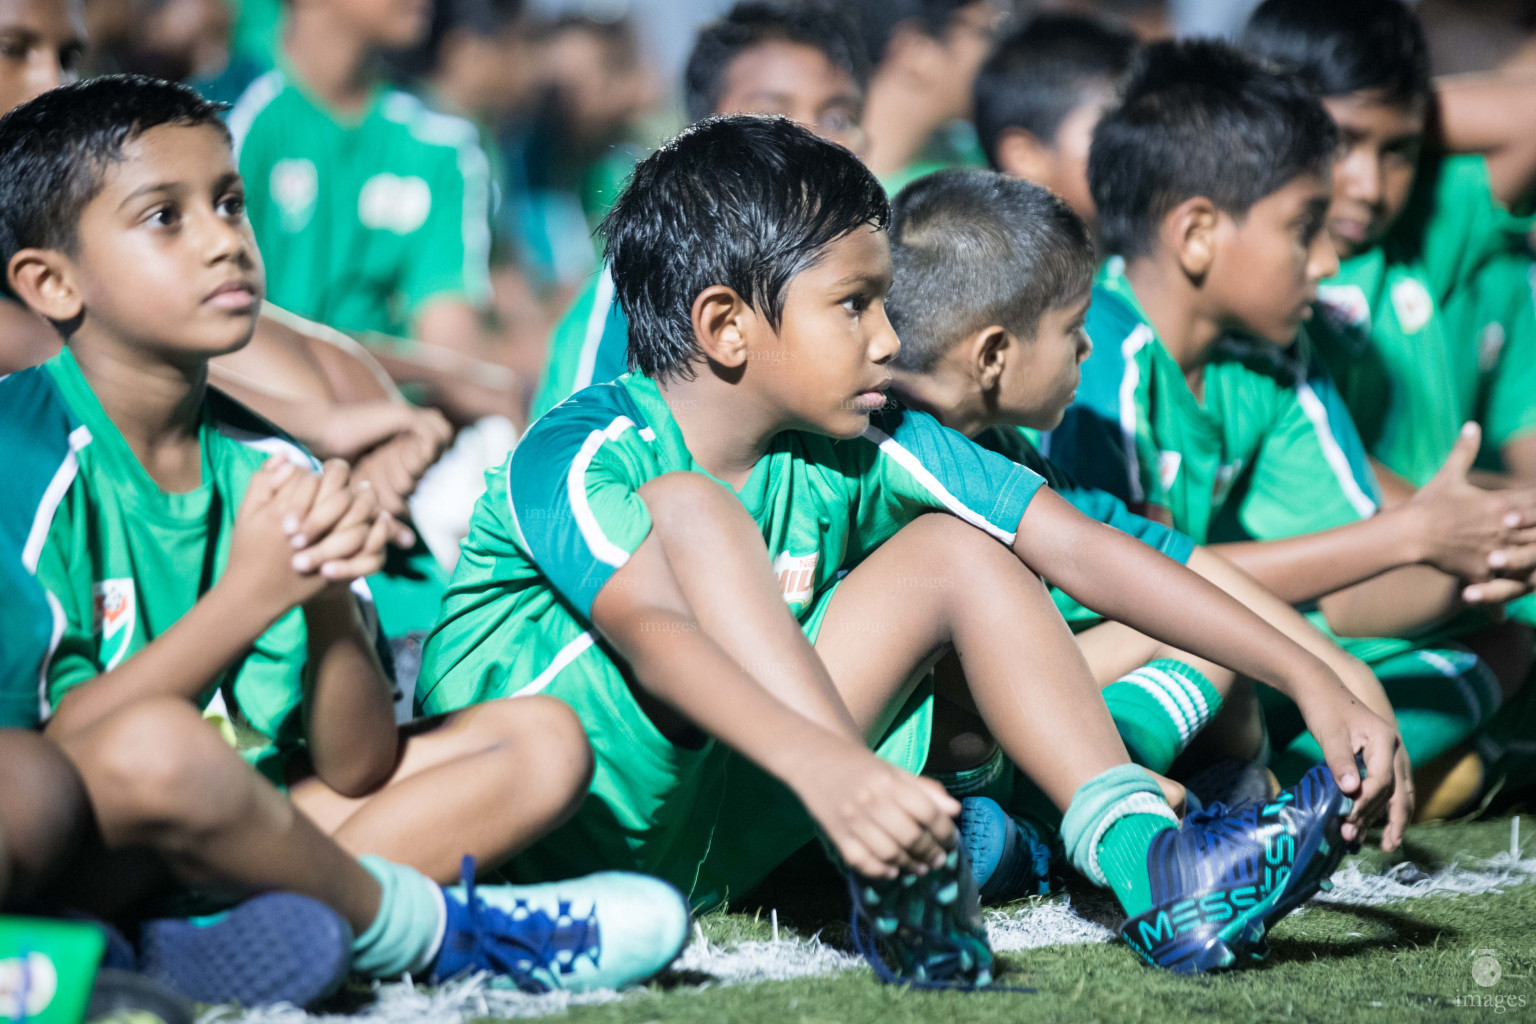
[510,817,1536,1024]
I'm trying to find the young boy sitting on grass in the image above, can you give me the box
[1042,39,1536,816]
[532,0,872,418]
[0,75,688,1002]
[1243,0,1536,812]
[883,169,1413,861]
[418,112,1400,976]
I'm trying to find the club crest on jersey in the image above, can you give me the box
[92,578,136,671]
[1316,284,1371,347]
[772,550,818,606]
[1479,322,1507,374]
[1156,450,1182,493]
[359,173,432,234]
[1390,278,1433,334]
[270,158,318,233]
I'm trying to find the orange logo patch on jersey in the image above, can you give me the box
[772,551,819,607]
[92,578,136,671]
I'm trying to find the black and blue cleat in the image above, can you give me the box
[1118,763,1357,974]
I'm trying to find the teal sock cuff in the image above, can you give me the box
[352,856,447,979]
[930,747,1013,803]
[1061,764,1176,886]
[1139,658,1222,739]
[1104,660,1221,773]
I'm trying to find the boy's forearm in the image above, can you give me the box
[1185,548,1396,724]
[1435,73,1536,206]
[1209,504,1428,605]
[45,579,285,739]
[301,591,398,797]
[1018,491,1337,698]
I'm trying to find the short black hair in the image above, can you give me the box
[887,169,1094,373]
[1089,38,1338,260]
[601,115,888,383]
[840,0,986,65]
[685,2,870,124]
[974,12,1138,167]
[0,76,229,265]
[1242,0,1430,105]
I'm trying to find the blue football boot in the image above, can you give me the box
[958,797,1053,902]
[843,843,999,989]
[1118,763,1355,974]
[433,857,691,992]
[137,892,352,1007]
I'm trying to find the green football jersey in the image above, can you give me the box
[530,267,629,420]
[419,374,1044,711]
[1311,154,1536,486]
[0,351,318,748]
[1044,262,1381,546]
[229,70,493,339]
[974,425,1194,628]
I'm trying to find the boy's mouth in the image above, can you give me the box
[851,379,890,411]
[204,279,260,311]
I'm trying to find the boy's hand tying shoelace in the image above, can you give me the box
[1295,683,1401,846]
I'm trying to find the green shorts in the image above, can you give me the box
[506,580,934,912]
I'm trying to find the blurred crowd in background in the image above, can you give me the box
[63,0,1536,421]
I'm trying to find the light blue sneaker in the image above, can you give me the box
[432,857,691,992]
[958,797,1054,902]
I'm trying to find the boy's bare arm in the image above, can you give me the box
[1016,489,1397,831]
[1436,72,1536,207]
[1185,548,1414,848]
[591,529,957,879]
[1214,425,1536,623]
[293,481,399,798]
[45,459,329,739]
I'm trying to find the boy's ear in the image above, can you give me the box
[994,127,1055,186]
[8,249,82,325]
[1166,196,1219,281]
[969,325,1011,391]
[691,284,753,371]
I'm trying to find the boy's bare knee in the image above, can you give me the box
[895,512,1022,578]
[68,699,252,830]
[0,732,90,893]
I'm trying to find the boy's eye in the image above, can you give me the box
[0,39,26,61]
[841,293,870,315]
[146,205,179,228]
[218,193,246,218]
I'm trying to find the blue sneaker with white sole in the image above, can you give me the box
[1118,763,1355,974]
[959,797,1053,902]
[137,892,352,1007]
[433,857,691,992]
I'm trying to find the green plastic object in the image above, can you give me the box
[0,916,104,1024]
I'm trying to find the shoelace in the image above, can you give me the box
[453,856,602,993]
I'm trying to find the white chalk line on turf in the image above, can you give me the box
[196,849,1536,1024]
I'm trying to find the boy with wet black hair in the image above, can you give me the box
[421,113,1397,976]
[972,11,1138,226]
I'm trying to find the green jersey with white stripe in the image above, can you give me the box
[420,374,1043,710]
[0,351,320,745]
[1043,262,1381,545]
[228,69,493,338]
[530,267,628,420]
[1311,154,1536,486]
